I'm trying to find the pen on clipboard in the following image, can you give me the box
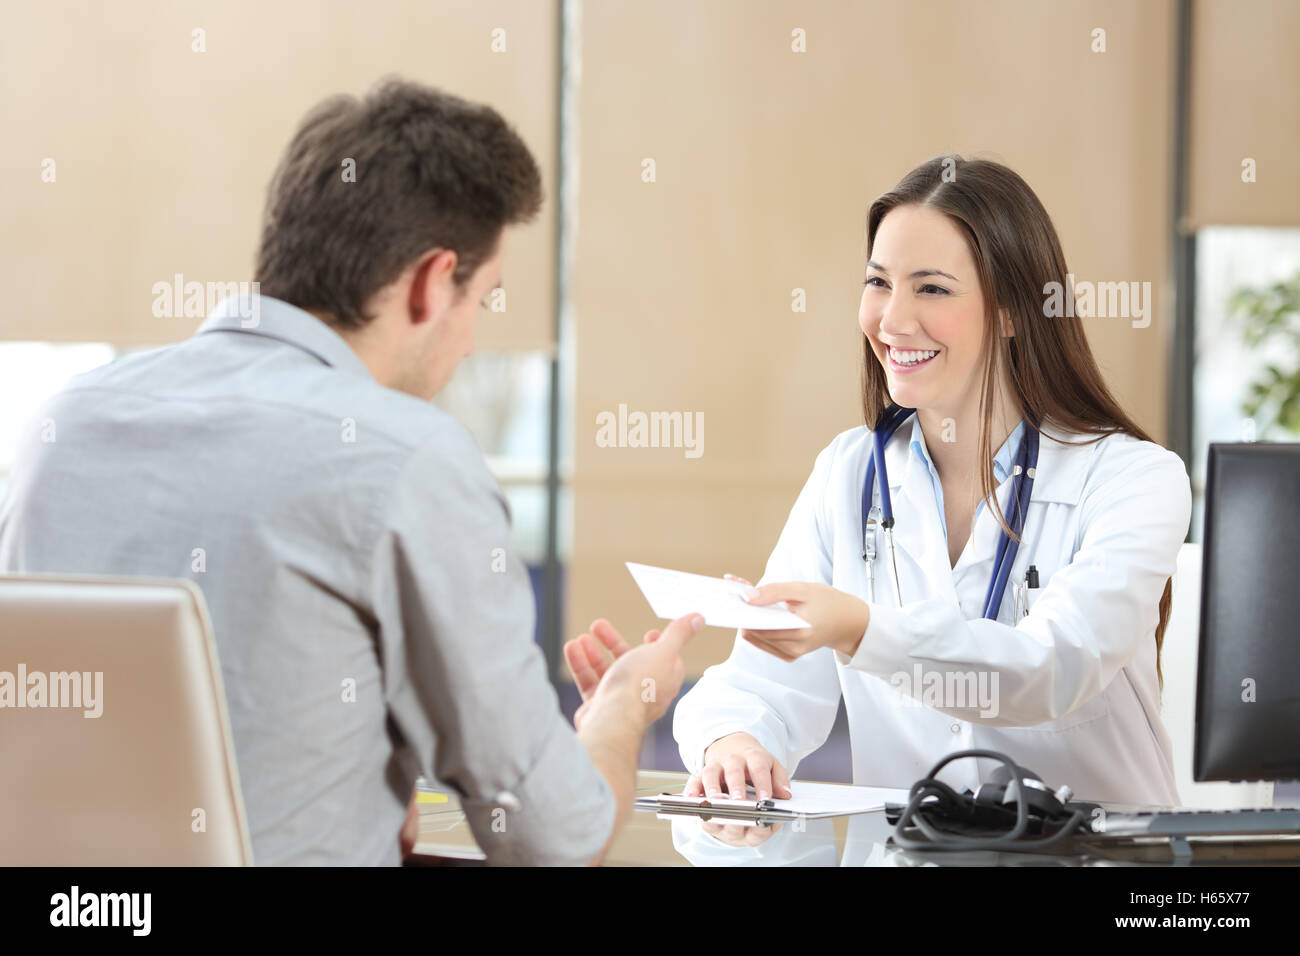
[659,792,776,811]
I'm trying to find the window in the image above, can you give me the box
[432,351,562,565]
[1191,227,1300,540]
[0,343,116,502]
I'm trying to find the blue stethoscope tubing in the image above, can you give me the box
[861,404,1040,620]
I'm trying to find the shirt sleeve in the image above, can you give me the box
[837,440,1192,727]
[674,437,845,775]
[370,424,615,865]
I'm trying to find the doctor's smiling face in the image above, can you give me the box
[859,204,1008,424]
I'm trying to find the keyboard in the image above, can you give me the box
[1091,807,1300,837]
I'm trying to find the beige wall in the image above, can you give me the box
[0,0,558,350]
[570,0,1179,675]
[1186,0,1300,228]
[4,0,1296,683]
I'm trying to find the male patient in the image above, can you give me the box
[0,78,698,865]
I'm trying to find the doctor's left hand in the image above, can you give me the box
[728,575,870,662]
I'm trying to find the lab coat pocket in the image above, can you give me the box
[1016,557,1057,619]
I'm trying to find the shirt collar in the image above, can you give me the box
[907,414,1026,484]
[196,295,374,381]
[886,413,1088,505]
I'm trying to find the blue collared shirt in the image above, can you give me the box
[909,415,1026,546]
[0,294,615,866]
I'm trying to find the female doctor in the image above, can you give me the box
[672,155,1192,810]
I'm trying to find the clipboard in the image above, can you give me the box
[635,782,909,822]
[635,792,793,823]
[635,791,851,822]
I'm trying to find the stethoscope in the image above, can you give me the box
[861,403,1040,620]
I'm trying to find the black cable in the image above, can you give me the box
[891,749,1091,853]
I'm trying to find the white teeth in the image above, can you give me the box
[890,347,939,366]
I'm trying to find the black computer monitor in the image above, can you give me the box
[1195,441,1300,782]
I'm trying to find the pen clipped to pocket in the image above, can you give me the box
[1013,564,1041,620]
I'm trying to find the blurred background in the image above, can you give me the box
[2,0,1298,787]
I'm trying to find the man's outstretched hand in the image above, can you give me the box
[564,613,702,730]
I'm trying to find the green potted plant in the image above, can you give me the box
[1228,272,1300,439]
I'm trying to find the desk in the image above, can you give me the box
[411,770,1300,866]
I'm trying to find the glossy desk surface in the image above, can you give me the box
[411,770,1300,867]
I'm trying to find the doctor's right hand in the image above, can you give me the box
[685,732,793,802]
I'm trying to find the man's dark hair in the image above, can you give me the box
[254,77,542,329]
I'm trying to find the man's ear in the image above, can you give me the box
[407,248,458,326]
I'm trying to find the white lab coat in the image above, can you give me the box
[673,418,1192,807]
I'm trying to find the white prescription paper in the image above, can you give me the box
[625,561,810,631]
[767,782,912,817]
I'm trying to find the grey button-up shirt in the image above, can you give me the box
[0,295,614,865]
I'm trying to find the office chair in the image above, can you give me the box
[0,574,252,864]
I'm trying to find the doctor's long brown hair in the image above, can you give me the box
[862,155,1175,690]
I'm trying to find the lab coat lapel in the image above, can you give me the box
[951,420,1093,584]
[882,424,958,605]
[1027,421,1091,505]
[876,419,1089,609]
